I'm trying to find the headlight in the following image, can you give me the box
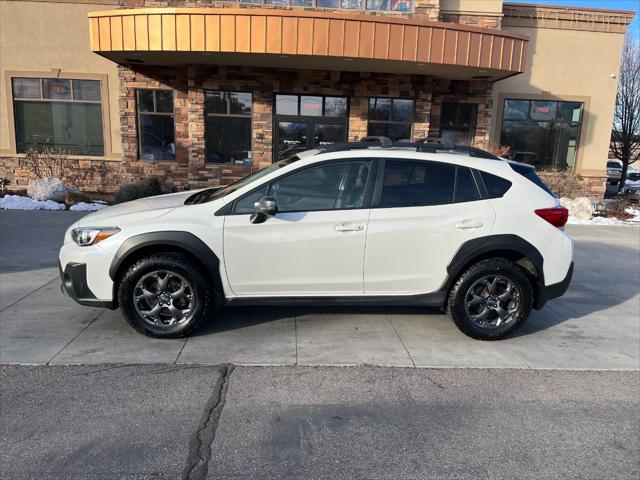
[71,227,120,247]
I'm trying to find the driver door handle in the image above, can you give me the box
[334,224,365,232]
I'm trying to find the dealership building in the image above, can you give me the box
[0,0,635,197]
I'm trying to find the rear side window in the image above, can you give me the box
[508,163,555,197]
[380,160,455,207]
[454,167,481,203]
[480,172,512,198]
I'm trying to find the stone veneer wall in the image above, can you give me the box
[0,66,434,193]
[439,13,502,29]
[118,65,435,191]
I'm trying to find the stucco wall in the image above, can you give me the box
[492,26,625,178]
[0,0,121,158]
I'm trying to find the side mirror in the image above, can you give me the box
[250,195,278,224]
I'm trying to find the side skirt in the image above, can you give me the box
[225,292,447,307]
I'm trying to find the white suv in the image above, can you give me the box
[60,140,574,340]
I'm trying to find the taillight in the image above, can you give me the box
[535,207,569,228]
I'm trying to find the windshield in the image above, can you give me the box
[190,155,301,204]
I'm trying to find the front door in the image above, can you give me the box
[274,94,348,159]
[223,159,375,296]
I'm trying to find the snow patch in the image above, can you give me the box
[567,207,640,226]
[69,202,108,212]
[0,194,65,211]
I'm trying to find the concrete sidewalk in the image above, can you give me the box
[1,210,639,369]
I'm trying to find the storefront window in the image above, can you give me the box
[136,89,175,161]
[368,97,414,142]
[239,0,411,11]
[12,77,104,156]
[205,91,252,164]
[500,99,583,170]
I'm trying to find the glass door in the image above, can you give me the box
[274,94,348,159]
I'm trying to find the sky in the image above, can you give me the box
[506,0,640,34]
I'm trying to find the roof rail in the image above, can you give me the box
[320,136,393,153]
[408,139,501,160]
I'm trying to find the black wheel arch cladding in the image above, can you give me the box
[442,234,544,298]
[110,231,224,298]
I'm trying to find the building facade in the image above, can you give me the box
[0,0,634,198]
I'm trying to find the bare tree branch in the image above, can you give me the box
[611,33,640,192]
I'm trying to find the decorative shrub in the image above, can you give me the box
[537,170,590,198]
[114,178,163,204]
[472,140,511,158]
[604,197,635,220]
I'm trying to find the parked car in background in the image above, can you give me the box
[59,139,573,341]
[607,161,623,185]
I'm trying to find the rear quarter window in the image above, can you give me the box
[508,163,555,197]
[480,172,512,198]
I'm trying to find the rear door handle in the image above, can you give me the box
[334,224,364,232]
[455,220,484,230]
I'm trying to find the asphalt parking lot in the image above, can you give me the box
[0,209,638,369]
[1,209,639,479]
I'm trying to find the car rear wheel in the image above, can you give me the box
[447,258,533,340]
[118,253,214,338]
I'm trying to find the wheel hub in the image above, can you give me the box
[485,296,498,309]
[133,270,195,328]
[158,292,172,306]
[464,275,522,329]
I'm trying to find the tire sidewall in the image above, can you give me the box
[119,256,209,337]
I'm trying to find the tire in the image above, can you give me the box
[118,253,215,338]
[447,258,533,340]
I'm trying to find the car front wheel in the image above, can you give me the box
[447,258,533,340]
[118,253,214,338]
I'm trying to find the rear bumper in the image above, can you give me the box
[60,262,116,309]
[535,261,573,309]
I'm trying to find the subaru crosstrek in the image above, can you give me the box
[60,139,574,340]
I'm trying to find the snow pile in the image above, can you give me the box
[568,206,640,226]
[0,194,65,211]
[70,202,108,212]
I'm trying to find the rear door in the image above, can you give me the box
[363,159,495,295]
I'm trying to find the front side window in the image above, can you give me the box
[500,99,583,170]
[368,98,414,142]
[12,77,104,156]
[269,161,372,212]
[206,91,252,164]
[137,89,175,161]
[380,160,455,208]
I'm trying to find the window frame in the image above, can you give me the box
[367,97,415,141]
[204,90,253,164]
[135,88,176,161]
[227,158,379,215]
[7,72,110,158]
[274,93,349,118]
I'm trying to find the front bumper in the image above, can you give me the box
[535,261,574,309]
[60,262,116,309]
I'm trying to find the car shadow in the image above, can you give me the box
[193,239,639,339]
